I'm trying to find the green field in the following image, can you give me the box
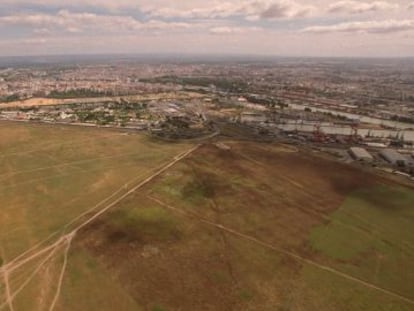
[307,186,414,309]
[0,122,191,257]
[0,122,192,310]
[1,123,414,310]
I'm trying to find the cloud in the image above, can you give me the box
[209,26,261,35]
[0,0,140,11]
[253,1,314,19]
[0,10,192,34]
[144,0,315,20]
[33,27,52,35]
[302,19,414,33]
[142,5,233,20]
[22,37,48,44]
[328,1,399,14]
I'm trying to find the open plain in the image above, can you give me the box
[0,122,413,311]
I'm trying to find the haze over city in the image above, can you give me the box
[1,0,414,57]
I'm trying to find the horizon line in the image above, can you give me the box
[1,52,414,61]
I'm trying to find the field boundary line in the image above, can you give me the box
[0,132,122,159]
[148,195,414,307]
[0,158,153,191]
[234,148,414,252]
[0,151,149,180]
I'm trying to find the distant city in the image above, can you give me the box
[1,56,414,178]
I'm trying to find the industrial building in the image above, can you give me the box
[379,149,408,167]
[349,147,373,162]
[240,112,267,123]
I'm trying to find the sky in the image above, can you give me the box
[0,0,413,58]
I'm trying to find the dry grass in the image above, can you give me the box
[0,92,203,108]
[0,121,192,310]
[72,142,414,310]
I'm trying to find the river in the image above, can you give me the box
[289,103,414,130]
[284,103,414,142]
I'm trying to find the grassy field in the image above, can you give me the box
[72,142,414,310]
[1,124,414,310]
[0,121,192,310]
[307,186,414,308]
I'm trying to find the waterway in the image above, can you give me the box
[289,103,414,130]
[285,103,414,142]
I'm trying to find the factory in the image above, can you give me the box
[379,149,408,167]
[349,147,373,162]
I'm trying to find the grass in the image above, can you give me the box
[141,143,414,310]
[0,122,191,258]
[78,194,278,310]
[108,206,182,242]
[57,248,142,311]
[0,121,192,310]
[151,305,167,311]
[239,289,254,301]
[298,264,413,311]
[2,125,414,310]
[308,185,414,301]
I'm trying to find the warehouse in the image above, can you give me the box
[379,149,407,167]
[240,112,267,123]
[349,147,373,162]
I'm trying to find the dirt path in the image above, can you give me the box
[0,249,13,311]
[147,195,414,307]
[48,235,73,311]
[3,270,13,311]
[71,144,200,234]
[0,246,60,310]
[2,145,199,273]
[0,144,200,309]
[1,170,141,274]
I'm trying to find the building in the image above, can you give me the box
[349,147,373,162]
[379,149,408,167]
[240,112,267,123]
[365,142,387,148]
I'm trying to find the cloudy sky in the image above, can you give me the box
[0,0,413,57]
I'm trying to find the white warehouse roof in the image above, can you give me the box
[349,147,373,162]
